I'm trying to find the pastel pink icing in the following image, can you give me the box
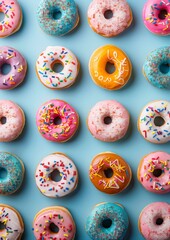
[143,0,170,35]
[138,152,170,194]
[36,99,79,142]
[0,0,22,37]
[0,100,25,142]
[35,153,78,198]
[87,0,132,37]
[87,100,130,142]
[0,46,27,89]
[139,202,170,240]
[33,207,76,240]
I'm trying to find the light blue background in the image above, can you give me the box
[0,0,170,239]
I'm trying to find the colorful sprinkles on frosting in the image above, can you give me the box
[145,0,170,31]
[141,156,170,191]
[37,47,77,89]
[0,1,16,33]
[35,154,78,197]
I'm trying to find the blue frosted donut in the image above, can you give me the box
[0,152,24,195]
[85,202,129,240]
[37,0,79,36]
[143,46,170,89]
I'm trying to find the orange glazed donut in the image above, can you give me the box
[89,45,132,90]
[89,152,132,194]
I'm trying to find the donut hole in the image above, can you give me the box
[154,116,165,127]
[104,168,113,178]
[156,218,164,225]
[105,62,115,74]
[53,116,62,125]
[52,9,62,20]
[104,116,112,125]
[0,168,7,179]
[0,117,6,125]
[1,63,11,75]
[104,10,113,19]
[102,218,112,228]
[52,62,64,73]
[153,168,163,178]
[158,9,168,20]
[50,169,62,182]
[0,222,5,231]
[159,63,170,74]
[0,12,5,22]
[49,222,59,233]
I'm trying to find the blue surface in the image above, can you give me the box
[0,0,170,239]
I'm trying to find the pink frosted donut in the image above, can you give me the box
[87,100,130,142]
[138,151,170,194]
[139,202,170,240]
[0,100,25,142]
[33,206,76,240]
[143,0,170,35]
[87,0,133,37]
[36,99,79,142]
[0,46,27,90]
[0,0,22,38]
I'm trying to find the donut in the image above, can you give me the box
[87,0,133,37]
[0,204,24,239]
[0,46,27,90]
[138,100,170,144]
[143,46,170,89]
[87,100,130,142]
[33,206,76,240]
[0,0,22,38]
[85,202,129,240]
[37,0,79,36]
[0,100,25,142]
[89,152,132,194]
[36,46,79,89]
[138,151,170,194]
[0,152,24,195]
[35,152,78,198]
[143,0,170,35]
[139,202,170,240]
[36,99,79,142]
[89,45,132,90]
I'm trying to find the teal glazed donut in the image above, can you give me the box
[143,46,170,89]
[85,202,129,240]
[0,152,24,195]
[37,0,79,36]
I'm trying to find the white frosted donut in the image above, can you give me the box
[138,100,170,144]
[35,153,78,198]
[36,46,79,89]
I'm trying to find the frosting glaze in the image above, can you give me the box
[86,202,129,240]
[138,100,170,144]
[0,46,27,90]
[36,46,79,89]
[33,206,76,240]
[0,204,24,240]
[89,45,132,90]
[87,0,132,37]
[138,151,170,194]
[0,0,22,38]
[143,0,170,35]
[143,46,170,89]
[0,152,24,195]
[0,100,25,142]
[139,202,170,240]
[37,0,79,36]
[89,152,132,194]
[36,99,79,142]
[87,100,130,142]
[35,153,78,198]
